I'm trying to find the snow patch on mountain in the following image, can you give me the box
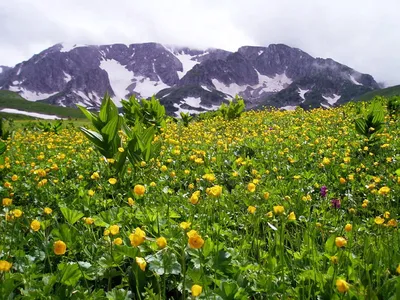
[175,52,200,79]
[64,72,72,82]
[173,104,201,116]
[322,94,341,106]
[99,59,134,106]
[298,88,309,101]
[349,75,362,86]
[281,105,298,111]
[9,84,58,101]
[0,67,3,74]
[133,76,170,99]
[201,85,212,92]
[0,108,64,119]
[211,79,247,98]
[60,43,86,52]
[257,72,292,93]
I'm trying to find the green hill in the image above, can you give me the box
[354,85,400,102]
[0,90,84,119]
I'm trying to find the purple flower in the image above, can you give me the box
[331,198,341,209]
[320,186,328,197]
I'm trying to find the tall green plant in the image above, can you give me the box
[179,112,193,127]
[218,96,246,120]
[387,96,400,116]
[0,118,12,140]
[121,95,166,131]
[354,100,385,144]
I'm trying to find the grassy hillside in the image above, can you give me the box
[354,85,400,102]
[0,90,84,119]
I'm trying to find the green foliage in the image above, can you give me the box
[121,95,166,131]
[0,118,13,140]
[218,96,246,120]
[354,99,385,143]
[179,112,193,127]
[387,96,400,116]
[37,120,63,134]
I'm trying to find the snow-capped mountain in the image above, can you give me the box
[0,42,379,115]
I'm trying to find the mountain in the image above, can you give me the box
[0,42,380,115]
[353,85,400,102]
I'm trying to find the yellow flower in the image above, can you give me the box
[330,256,339,264]
[348,208,356,214]
[2,198,12,206]
[247,183,256,192]
[30,220,41,232]
[129,227,146,247]
[180,222,191,230]
[263,192,270,200]
[339,177,347,184]
[91,172,100,180]
[150,181,156,187]
[118,147,124,153]
[85,217,94,225]
[384,211,390,219]
[202,173,216,182]
[88,189,95,196]
[109,225,120,235]
[322,157,331,165]
[160,165,168,172]
[397,264,400,274]
[336,279,350,293]
[191,284,203,297]
[156,237,167,249]
[207,185,222,197]
[104,230,110,236]
[11,175,18,181]
[190,191,200,205]
[0,260,12,272]
[43,207,52,215]
[140,161,146,167]
[247,206,256,214]
[293,175,301,180]
[133,184,146,196]
[378,186,390,195]
[273,205,285,215]
[13,209,23,218]
[335,237,347,248]
[135,257,147,271]
[188,231,204,249]
[344,224,352,232]
[288,212,296,221]
[387,219,398,227]
[108,178,117,185]
[113,238,123,245]
[128,197,135,206]
[53,240,67,255]
[374,216,385,225]
[266,211,273,218]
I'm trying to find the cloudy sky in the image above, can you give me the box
[1,0,399,86]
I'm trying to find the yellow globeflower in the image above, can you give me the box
[335,237,347,248]
[135,257,147,271]
[91,172,100,180]
[288,212,296,221]
[273,205,285,215]
[85,217,94,225]
[247,183,256,192]
[188,231,204,249]
[53,240,67,255]
[133,184,146,196]
[336,279,350,293]
[11,175,18,181]
[128,197,135,206]
[330,256,339,264]
[339,177,347,184]
[88,189,95,196]
[190,191,200,205]
[129,227,146,247]
[43,207,52,215]
[2,198,12,206]
[113,238,123,245]
[344,224,352,232]
[180,222,191,230]
[30,220,41,232]
[397,264,400,274]
[207,185,222,197]
[248,206,256,214]
[263,192,270,200]
[374,216,385,225]
[322,157,331,165]
[191,284,203,297]
[378,186,390,195]
[156,237,167,249]
[0,260,12,272]
[108,178,117,185]
[109,225,120,235]
[13,209,23,218]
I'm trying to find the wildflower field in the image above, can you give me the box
[0,96,399,299]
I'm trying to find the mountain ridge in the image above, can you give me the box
[0,42,380,115]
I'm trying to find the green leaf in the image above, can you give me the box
[203,238,214,258]
[58,263,82,286]
[325,234,336,254]
[0,140,6,155]
[60,207,84,225]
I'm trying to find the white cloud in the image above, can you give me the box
[0,0,399,86]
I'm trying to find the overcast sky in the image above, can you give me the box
[0,0,399,86]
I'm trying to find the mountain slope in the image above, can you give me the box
[353,85,400,102]
[0,90,84,119]
[0,42,381,115]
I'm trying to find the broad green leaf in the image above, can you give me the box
[60,207,84,225]
[58,263,82,286]
[0,140,6,155]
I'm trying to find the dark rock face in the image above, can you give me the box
[0,42,380,115]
